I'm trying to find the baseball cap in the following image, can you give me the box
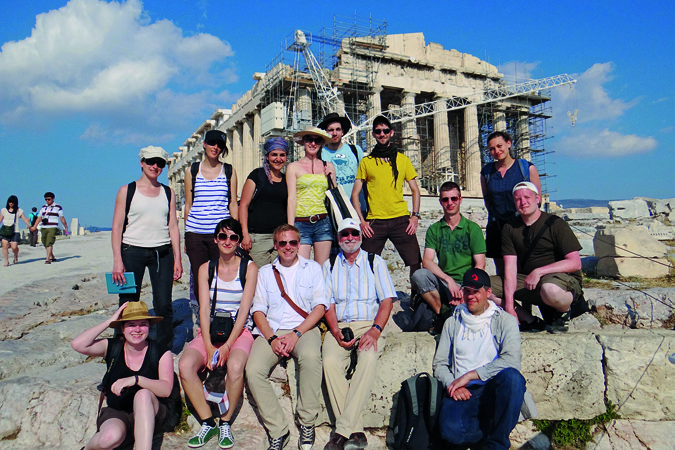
[512,181,539,195]
[337,218,361,233]
[462,268,491,290]
[138,145,169,162]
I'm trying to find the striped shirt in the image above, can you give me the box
[186,163,230,234]
[39,203,64,228]
[209,261,253,330]
[322,250,396,323]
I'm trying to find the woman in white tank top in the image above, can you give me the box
[110,145,183,350]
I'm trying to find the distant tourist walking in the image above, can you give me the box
[27,207,39,246]
[111,146,183,349]
[480,131,540,275]
[239,137,289,266]
[1,195,31,266]
[184,129,238,322]
[71,301,174,450]
[286,126,336,265]
[30,191,69,264]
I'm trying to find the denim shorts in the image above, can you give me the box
[294,217,334,245]
[1,232,19,243]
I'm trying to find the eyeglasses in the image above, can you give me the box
[339,229,360,238]
[277,239,299,247]
[143,158,166,169]
[217,233,241,243]
[205,139,222,147]
[374,128,391,135]
[302,135,324,145]
[440,196,460,203]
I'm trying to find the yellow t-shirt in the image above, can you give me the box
[296,174,328,217]
[356,154,417,219]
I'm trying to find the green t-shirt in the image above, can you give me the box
[424,215,486,283]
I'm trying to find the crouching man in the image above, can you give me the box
[432,268,536,450]
[322,219,396,450]
[245,224,328,450]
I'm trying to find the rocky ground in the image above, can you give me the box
[0,230,673,449]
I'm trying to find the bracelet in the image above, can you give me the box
[224,342,231,351]
[267,335,278,345]
[372,324,383,332]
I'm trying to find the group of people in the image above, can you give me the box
[0,192,69,266]
[70,114,587,450]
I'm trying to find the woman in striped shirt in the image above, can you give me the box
[184,129,239,322]
[179,218,257,448]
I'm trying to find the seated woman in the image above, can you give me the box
[286,126,336,265]
[178,218,258,448]
[71,301,174,450]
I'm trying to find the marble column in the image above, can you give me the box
[253,109,262,167]
[232,124,242,181]
[464,105,481,195]
[433,97,451,190]
[297,88,312,131]
[366,85,383,151]
[494,107,506,131]
[517,110,530,161]
[401,90,420,172]
[242,118,253,197]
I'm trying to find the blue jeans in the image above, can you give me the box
[119,243,174,348]
[439,368,526,450]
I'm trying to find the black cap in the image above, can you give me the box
[462,268,491,290]
[372,115,392,131]
[204,130,227,150]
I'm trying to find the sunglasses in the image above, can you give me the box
[143,157,166,168]
[374,128,391,135]
[44,197,53,201]
[302,135,324,145]
[440,196,460,203]
[217,233,241,243]
[339,229,360,238]
[205,139,223,147]
[277,239,299,248]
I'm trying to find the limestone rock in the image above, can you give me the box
[521,333,605,420]
[594,225,667,259]
[609,199,651,219]
[586,419,675,450]
[597,330,675,421]
[596,256,671,278]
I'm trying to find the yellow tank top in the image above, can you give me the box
[296,174,328,217]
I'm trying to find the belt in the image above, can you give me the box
[295,213,328,223]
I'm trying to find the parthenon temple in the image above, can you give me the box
[167,19,556,207]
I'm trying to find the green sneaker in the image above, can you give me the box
[219,422,234,449]
[188,422,218,448]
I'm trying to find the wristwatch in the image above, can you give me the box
[267,335,278,345]
[372,324,383,332]
[411,212,421,218]
[293,329,302,338]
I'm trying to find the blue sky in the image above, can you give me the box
[1,0,673,227]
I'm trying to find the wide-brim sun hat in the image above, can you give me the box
[317,113,352,134]
[109,301,163,328]
[293,127,332,145]
[138,145,169,162]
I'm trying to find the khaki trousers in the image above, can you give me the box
[246,327,322,439]
[322,320,384,437]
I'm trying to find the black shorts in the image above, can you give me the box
[97,402,168,446]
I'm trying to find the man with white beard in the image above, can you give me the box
[321,218,396,450]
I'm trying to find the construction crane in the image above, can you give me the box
[344,74,577,140]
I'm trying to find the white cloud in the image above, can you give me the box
[552,62,637,125]
[557,128,657,157]
[0,0,234,135]
[497,61,540,84]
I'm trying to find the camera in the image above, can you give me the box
[341,327,354,342]
[41,218,48,225]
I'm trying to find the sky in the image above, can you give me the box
[1,0,673,227]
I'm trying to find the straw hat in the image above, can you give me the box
[293,127,331,145]
[109,301,163,328]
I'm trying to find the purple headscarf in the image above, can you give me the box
[263,137,289,183]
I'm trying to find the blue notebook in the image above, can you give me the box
[105,272,137,294]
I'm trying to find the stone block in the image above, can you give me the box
[638,197,675,217]
[597,330,675,421]
[609,199,651,219]
[586,287,674,329]
[521,333,605,420]
[643,219,675,241]
[596,257,671,278]
[594,226,667,258]
[588,419,675,450]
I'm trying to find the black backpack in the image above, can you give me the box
[190,161,233,203]
[392,372,445,450]
[101,337,183,432]
[123,181,171,234]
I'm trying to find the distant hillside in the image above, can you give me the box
[553,199,613,209]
